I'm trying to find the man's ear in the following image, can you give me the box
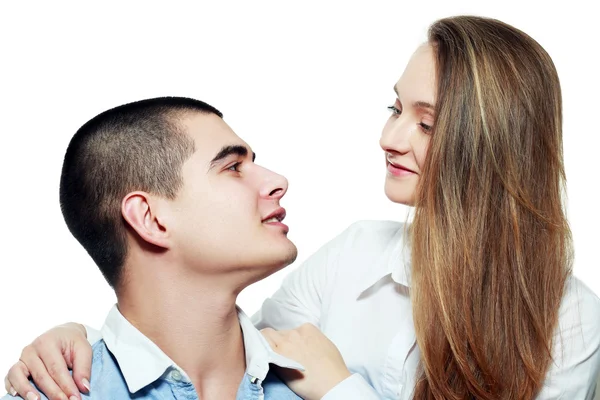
[121,191,170,249]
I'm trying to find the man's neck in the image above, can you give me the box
[117,266,247,399]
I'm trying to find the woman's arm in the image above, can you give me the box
[5,223,368,400]
[256,222,385,399]
[252,222,360,330]
[262,323,383,400]
[537,278,600,399]
[4,323,97,400]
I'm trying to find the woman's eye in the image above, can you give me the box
[419,122,432,132]
[387,105,401,115]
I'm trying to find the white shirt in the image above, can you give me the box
[88,305,304,393]
[87,220,600,399]
[252,220,600,399]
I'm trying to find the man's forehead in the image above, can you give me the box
[181,112,232,138]
[180,112,251,159]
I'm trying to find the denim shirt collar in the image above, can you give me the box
[101,305,303,394]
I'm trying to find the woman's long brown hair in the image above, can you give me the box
[411,16,573,399]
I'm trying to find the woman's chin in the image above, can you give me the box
[384,186,416,206]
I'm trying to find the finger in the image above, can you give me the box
[69,339,93,394]
[35,344,81,400]
[260,327,276,338]
[260,327,290,337]
[4,375,17,396]
[23,356,70,400]
[6,361,43,400]
[260,328,277,348]
[297,322,318,332]
[271,364,305,383]
[260,327,285,339]
[260,328,282,349]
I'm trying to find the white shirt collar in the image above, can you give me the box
[354,224,411,298]
[237,306,304,380]
[100,305,304,394]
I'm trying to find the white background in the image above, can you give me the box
[0,0,598,392]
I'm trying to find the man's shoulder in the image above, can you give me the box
[0,341,129,400]
[261,371,302,399]
[83,340,134,398]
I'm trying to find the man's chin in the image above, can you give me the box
[268,234,297,263]
[237,256,294,293]
[281,243,298,266]
[252,244,298,280]
[269,242,298,269]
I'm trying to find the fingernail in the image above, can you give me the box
[82,378,91,392]
[26,392,38,400]
[8,387,16,396]
[70,396,79,400]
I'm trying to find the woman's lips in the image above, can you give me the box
[387,161,417,176]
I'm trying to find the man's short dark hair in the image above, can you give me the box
[59,97,223,289]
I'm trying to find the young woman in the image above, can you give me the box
[5,15,600,400]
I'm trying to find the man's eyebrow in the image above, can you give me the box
[394,85,435,112]
[208,145,256,170]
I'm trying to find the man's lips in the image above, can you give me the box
[262,207,289,234]
[262,207,286,223]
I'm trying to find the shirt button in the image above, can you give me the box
[396,383,403,396]
[171,370,182,381]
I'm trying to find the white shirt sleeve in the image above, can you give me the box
[537,278,600,399]
[322,374,383,400]
[84,324,103,345]
[252,223,357,330]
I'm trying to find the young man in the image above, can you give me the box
[2,97,303,400]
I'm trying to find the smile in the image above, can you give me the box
[261,208,289,233]
[386,160,417,177]
[262,208,286,223]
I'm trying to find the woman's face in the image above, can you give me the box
[380,44,436,206]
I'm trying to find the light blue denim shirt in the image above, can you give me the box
[2,305,303,400]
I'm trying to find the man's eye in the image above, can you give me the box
[227,162,241,172]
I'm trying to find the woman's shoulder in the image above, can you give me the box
[338,220,408,247]
[553,276,600,363]
[558,276,600,332]
[543,276,600,395]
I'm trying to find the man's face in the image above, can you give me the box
[167,112,297,287]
